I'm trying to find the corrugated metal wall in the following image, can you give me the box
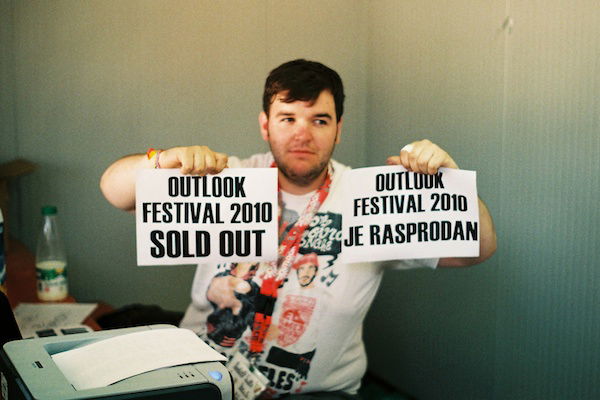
[365,1,600,399]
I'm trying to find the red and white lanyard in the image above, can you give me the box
[249,164,332,354]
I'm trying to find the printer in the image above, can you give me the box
[0,324,233,400]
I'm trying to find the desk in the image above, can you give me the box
[5,238,112,330]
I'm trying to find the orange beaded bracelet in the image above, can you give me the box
[146,148,162,169]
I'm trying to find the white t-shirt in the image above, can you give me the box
[179,153,437,397]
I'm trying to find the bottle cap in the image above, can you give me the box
[41,206,58,216]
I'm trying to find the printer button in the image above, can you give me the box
[35,329,57,337]
[208,370,223,381]
[61,327,89,335]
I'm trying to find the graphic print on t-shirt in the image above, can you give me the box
[277,294,317,347]
[205,262,260,347]
[204,209,343,396]
[300,212,343,288]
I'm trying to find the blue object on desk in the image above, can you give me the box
[0,324,233,400]
[209,370,223,381]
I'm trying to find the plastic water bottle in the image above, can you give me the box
[0,209,6,295]
[36,205,68,301]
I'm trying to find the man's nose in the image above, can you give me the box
[293,121,312,140]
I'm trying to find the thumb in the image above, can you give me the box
[231,300,243,316]
[386,156,401,165]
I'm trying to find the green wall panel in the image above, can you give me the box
[494,1,600,398]
[365,0,599,399]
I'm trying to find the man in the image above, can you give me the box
[294,253,319,288]
[100,59,496,399]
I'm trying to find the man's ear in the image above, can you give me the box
[335,118,343,144]
[259,112,269,141]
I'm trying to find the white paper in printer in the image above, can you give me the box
[51,327,226,390]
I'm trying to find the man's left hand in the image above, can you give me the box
[386,139,459,174]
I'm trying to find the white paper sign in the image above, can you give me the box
[340,166,479,263]
[136,168,278,265]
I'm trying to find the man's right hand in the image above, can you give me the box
[206,275,251,315]
[100,145,228,212]
[159,146,228,175]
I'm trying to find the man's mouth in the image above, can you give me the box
[288,149,315,156]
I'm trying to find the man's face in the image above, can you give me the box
[259,90,342,189]
[297,263,318,287]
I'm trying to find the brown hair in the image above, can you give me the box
[262,59,345,122]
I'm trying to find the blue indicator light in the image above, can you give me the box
[209,370,223,381]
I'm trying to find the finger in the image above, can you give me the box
[179,148,195,175]
[399,144,414,170]
[193,150,206,175]
[416,147,435,174]
[231,299,242,316]
[426,152,446,174]
[234,281,251,294]
[401,143,414,153]
[221,337,236,347]
[439,153,459,170]
[203,151,217,174]
[408,144,425,172]
[215,152,229,172]
[386,156,401,165]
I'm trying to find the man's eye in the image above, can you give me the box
[314,119,328,126]
[282,118,294,123]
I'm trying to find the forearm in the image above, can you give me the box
[100,153,152,212]
[100,146,229,212]
[438,197,497,267]
[476,198,496,261]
